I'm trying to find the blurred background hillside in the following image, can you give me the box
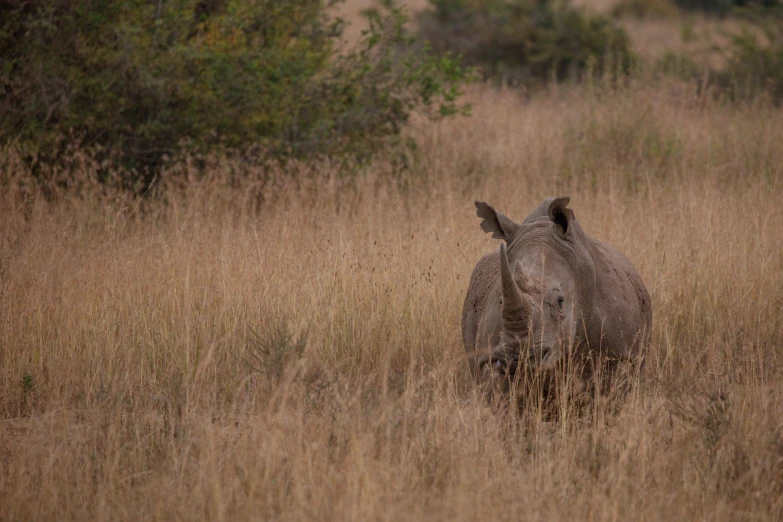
[1,0,781,191]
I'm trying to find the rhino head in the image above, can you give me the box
[474,198,595,392]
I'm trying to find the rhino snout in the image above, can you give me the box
[535,345,562,371]
[490,353,520,376]
[496,346,560,374]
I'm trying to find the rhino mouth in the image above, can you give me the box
[490,346,558,377]
[491,353,520,376]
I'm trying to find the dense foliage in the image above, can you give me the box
[0,0,470,186]
[672,0,778,15]
[417,0,634,85]
[650,6,783,104]
[716,7,783,102]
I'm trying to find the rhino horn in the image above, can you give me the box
[500,243,531,333]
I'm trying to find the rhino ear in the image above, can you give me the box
[475,201,520,242]
[548,197,575,236]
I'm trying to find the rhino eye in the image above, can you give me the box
[557,296,564,309]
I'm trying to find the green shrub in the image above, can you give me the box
[671,0,778,15]
[645,6,783,105]
[654,51,704,82]
[714,8,783,102]
[0,0,471,189]
[610,0,680,18]
[417,0,635,85]
[672,0,734,13]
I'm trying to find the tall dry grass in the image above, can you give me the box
[2,80,783,520]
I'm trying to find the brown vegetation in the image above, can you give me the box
[2,76,783,520]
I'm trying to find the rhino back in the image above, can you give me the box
[461,250,503,367]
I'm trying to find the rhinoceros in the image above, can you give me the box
[462,197,652,407]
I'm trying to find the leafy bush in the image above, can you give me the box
[645,7,783,105]
[672,0,734,13]
[653,51,704,82]
[714,8,783,102]
[610,0,680,18]
[417,0,634,85]
[0,0,470,189]
[671,0,778,15]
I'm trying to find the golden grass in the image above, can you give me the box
[2,81,783,520]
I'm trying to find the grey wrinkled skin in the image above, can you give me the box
[461,197,652,408]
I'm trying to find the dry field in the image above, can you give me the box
[2,78,783,520]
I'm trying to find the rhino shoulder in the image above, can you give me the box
[461,249,501,354]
